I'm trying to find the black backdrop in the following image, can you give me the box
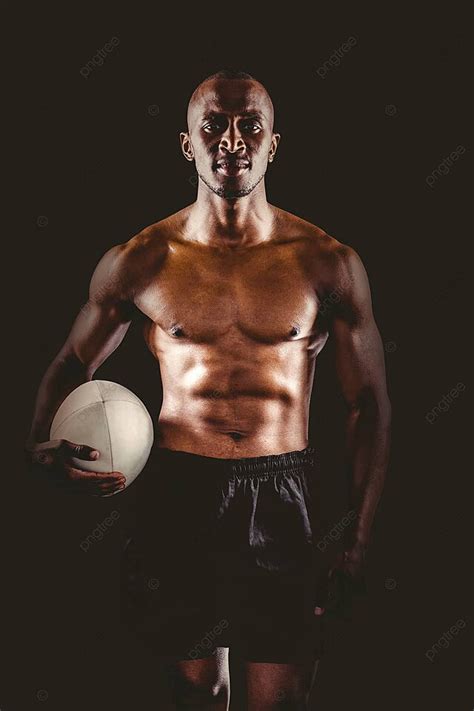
[4,3,472,710]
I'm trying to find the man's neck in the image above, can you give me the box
[185,181,276,248]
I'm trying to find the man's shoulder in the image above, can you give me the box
[273,206,354,260]
[90,208,190,299]
[106,206,192,272]
[273,208,367,303]
[125,207,189,254]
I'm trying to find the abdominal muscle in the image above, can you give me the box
[156,363,311,459]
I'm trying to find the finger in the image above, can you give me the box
[90,483,125,497]
[67,469,126,484]
[97,481,126,494]
[61,440,101,461]
[80,475,124,489]
[78,469,127,486]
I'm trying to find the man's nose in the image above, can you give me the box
[219,122,245,153]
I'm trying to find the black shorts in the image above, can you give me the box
[120,446,325,663]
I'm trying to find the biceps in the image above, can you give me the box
[333,315,388,409]
[62,300,132,373]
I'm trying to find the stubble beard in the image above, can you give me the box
[198,170,266,199]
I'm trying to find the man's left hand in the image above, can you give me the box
[314,540,369,619]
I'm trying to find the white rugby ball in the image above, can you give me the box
[50,380,154,490]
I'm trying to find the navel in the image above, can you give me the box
[227,431,245,441]
[289,324,301,338]
[170,324,185,338]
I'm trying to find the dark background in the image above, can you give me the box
[4,3,472,710]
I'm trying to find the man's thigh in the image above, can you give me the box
[245,658,320,711]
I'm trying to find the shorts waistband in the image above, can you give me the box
[156,446,316,478]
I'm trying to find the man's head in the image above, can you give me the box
[180,70,281,199]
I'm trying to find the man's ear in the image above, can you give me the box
[268,133,281,163]
[180,132,194,161]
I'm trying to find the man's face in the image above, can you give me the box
[181,79,280,199]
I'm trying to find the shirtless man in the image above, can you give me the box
[25,70,391,710]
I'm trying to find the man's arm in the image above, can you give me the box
[313,244,391,617]
[27,244,134,443]
[330,245,392,553]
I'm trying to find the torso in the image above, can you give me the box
[127,204,338,458]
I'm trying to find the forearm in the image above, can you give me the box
[26,354,93,445]
[343,395,392,548]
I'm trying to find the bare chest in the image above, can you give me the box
[135,242,321,345]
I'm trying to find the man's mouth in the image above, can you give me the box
[215,159,250,176]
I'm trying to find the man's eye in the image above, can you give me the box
[203,123,221,132]
[242,122,262,132]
